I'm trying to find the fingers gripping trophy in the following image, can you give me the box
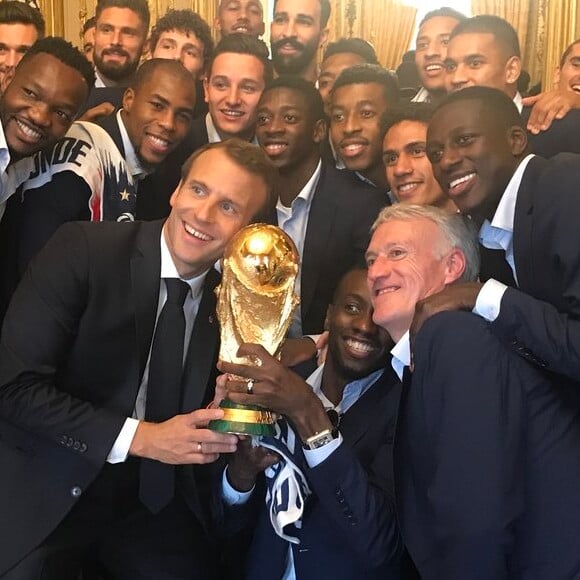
[209,223,300,435]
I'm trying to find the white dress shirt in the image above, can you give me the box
[205,113,258,145]
[107,227,209,463]
[0,120,12,222]
[473,154,535,322]
[390,331,411,382]
[276,160,322,337]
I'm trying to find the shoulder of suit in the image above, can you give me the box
[319,162,386,204]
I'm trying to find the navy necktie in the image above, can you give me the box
[139,278,190,513]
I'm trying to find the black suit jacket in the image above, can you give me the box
[239,366,406,579]
[480,153,580,383]
[0,220,221,574]
[138,116,210,220]
[522,106,580,157]
[397,311,580,579]
[269,161,389,334]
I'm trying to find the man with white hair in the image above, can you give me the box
[366,204,580,579]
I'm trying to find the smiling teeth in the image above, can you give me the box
[573,84,580,93]
[426,64,442,71]
[149,136,169,148]
[345,338,374,353]
[184,223,212,241]
[265,144,286,153]
[222,110,244,118]
[16,119,42,140]
[376,286,398,296]
[398,183,419,193]
[449,173,475,189]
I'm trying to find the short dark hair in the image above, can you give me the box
[262,75,326,123]
[450,14,520,58]
[419,7,466,29]
[434,86,525,130]
[560,38,580,68]
[333,64,399,107]
[207,33,273,83]
[381,102,434,143]
[82,16,96,34]
[322,37,379,65]
[0,1,45,38]
[149,9,214,67]
[19,37,95,89]
[273,0,331,28]
[129,58,196,93]
[95,0,150,32]
[180,139,278,220]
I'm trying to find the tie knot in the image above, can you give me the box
[164,278,190,306]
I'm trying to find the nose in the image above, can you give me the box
[111,28,122,46]
[449,65,468,91]
[367,254,390,286]
[425,41,439,59]
[157,108,176,132]
[195,199,216,224]
[393,153,413,177]
[343,111,361,136]
[438,144,462,172]
[28,102,51,128]
[5,49,18,69]
[225,85,241,106]
[265,114,284,135]
[279,18,297,39]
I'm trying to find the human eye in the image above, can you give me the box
[22,87,36,99]
[456,133,476,147]
[383,152,398,166]
[388,247,406,260]
[284,113,298,123]
[257,113,270,125]
[365,254,376,267]
[0,46,7,55]
[441,35,451,46]
[99,24,113,34]
[55,110,72,122]
[211,78,228,90]
[427,145,443,164]
[416,40,428,51]
[468,58,484,69]
[273,14,287,25]
[360,109,376,119]
[331,111,345,122]
[149,100,164,111]
[410,144,426,157]
[241,83,258,94]
[220,200,238,215]
[444,60,457,72]
[344,301,362,315]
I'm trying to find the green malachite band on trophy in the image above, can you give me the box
[209,399,277,436]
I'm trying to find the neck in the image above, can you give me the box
[320,355,348,406]
[361,162,387,189]
[300,59,318,83]
[277,153,320,206]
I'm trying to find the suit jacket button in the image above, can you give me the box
[70,486,82,498]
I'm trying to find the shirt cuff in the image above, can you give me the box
[473,278,508,322]
[304,433,343,468]
[221,467,254,506]
[107,418,140,464]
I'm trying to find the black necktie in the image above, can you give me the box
[139,278,190,514]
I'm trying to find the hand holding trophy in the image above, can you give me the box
[209,223,300,435]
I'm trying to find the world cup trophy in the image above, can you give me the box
[209,223,300,435]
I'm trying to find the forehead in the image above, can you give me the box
[157,29,203,47]
[334,269,370,303]
[210,52,265,81]
[563,42,580,63]
[97,6,144,29]
[260,86,308,109]
[428,100,487,138]
[371,217,442,249]
[220,0,263,13]
[418,16,459,39]
[0,22,38,45]
[321,52,366,75]
[447,32,504,60]
[13,52,82,88]
[274,0,321,20]
[384,119,428,148]
[133,69,195,104]
[332,82,386,108]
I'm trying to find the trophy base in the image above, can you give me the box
[209,399,276,436]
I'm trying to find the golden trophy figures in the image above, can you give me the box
[209,223,300,435]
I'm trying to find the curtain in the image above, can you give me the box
[328,0,417,70]
[37,0,65,37]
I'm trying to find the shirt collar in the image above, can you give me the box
[307,362,384,415]
[160,224,208,297]
[0,119,11,175]
[205,112,258,145]
[94,68,108,88]
[484,153,535,235]
[390,331,410,381]
[276,159,322,211]
[513,91,523,114]
[411,87,432,103]
[116,109,146,180]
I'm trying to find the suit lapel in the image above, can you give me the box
[301,161,337,319]
[513,157,540,291]
[339,367,400,448]
[181,268,221,412]
[130,220,164,379]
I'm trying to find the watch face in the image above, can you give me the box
[305,429,337,449]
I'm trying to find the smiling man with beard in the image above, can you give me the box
[219,267,405,580]
[0,59,196,318]
[215,0,265,39]
[255,76,388,336]
[270,0,330,82]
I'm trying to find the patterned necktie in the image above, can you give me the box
[139,278,190,513]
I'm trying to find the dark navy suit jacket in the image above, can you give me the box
[236,366,407,580]
[397,311,580,579]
